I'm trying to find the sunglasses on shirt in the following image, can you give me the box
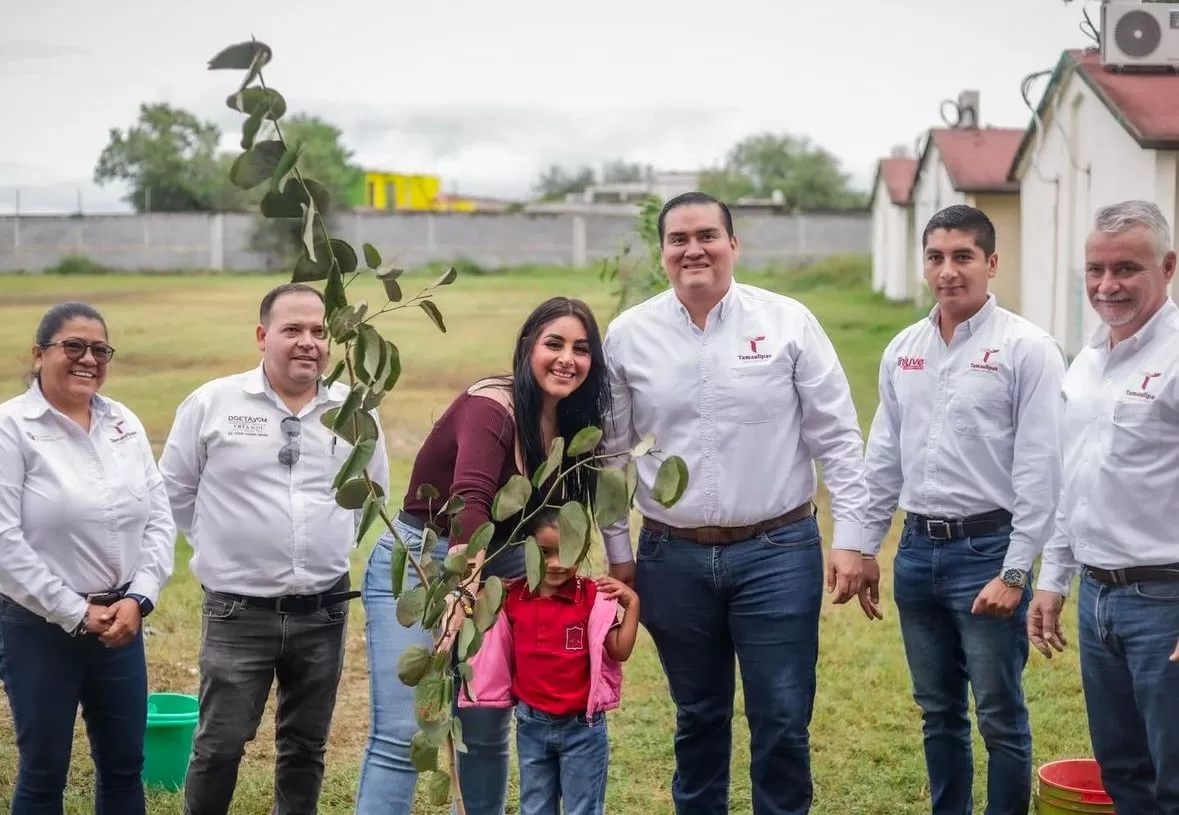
[278,416,302,467]
[41,338,116,364]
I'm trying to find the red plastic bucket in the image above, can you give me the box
[1036,759,1114,814]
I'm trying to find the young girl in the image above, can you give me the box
[460,507,639,815]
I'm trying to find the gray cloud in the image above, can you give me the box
[0,39,91,69]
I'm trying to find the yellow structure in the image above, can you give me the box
[359,171,477,212]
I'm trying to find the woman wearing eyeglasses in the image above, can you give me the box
[0,301,176,815]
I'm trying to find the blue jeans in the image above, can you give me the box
[636,514,824,815]
[514,701,609,815]
[0,595,148,815]
[1078,572,1179,813]
[893,521,1032,815]
[355,516,525,815]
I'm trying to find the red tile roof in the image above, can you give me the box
[1010,49,1179,179]
[924,127,1024,193]
[875,157,918,205]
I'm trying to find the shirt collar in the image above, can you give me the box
[241,362,340,408]
[1087,297,1178,351]
[21,378,111,422]
[673,279,739,326]
[925,293,998,336]
[522,575,584,603]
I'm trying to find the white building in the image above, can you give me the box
[911,125,1025,313]
[870,152,918,301]
[1010,48,1179,356]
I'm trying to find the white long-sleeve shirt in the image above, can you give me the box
[1038,298,1179,596]
[600,282,870,562]
[862,296,1066,571]
[0,384,176,631]
[158,364,390,597]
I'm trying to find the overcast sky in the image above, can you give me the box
[0,0,1096,213]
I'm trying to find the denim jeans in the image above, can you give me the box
[0,595,148,815]
[1078,572,1179,813]
[514,701,608,815]
[636,514,823,815]
[893,521,1032,815]
[355,517,525,815]
[183,585,349,815]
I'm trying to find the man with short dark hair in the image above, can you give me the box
[602,191,870,815]
[159,282,389,815]
[861,204,1066,815]
[1029,200,1179,812]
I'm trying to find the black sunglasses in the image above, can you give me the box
[42,338,116,364]
[278,416,302,467]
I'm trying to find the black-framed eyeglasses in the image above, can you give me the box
[41,338,116,364]
[278,416,302,467]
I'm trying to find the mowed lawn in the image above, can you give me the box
[0,267,1092,814]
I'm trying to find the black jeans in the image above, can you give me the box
[183,585,349,815]
[0,596,148,815]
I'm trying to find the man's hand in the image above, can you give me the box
[827,549,863,604]
[97,599,141,648]
[82,603,113,636]
[858,557,883,620]
[1027,590,1067,658]
[971,577,1025,619]
[609,560,636,588]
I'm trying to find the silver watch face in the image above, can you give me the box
[1001,568,1026,586]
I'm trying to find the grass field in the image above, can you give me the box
[0,265,1092,814]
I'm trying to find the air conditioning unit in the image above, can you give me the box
[1101,1,1179,69]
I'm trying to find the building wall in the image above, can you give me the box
[970,192,1022,314]
[1018,68,1179,355]
[870,178,915,302]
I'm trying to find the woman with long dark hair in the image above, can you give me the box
[354,296,613,814]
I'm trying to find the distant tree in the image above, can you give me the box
[700,132,867,210]
[93,103,226,212]
[600,160,654,185]
[533,164,596,201]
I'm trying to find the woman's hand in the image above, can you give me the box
[435,584,475,654]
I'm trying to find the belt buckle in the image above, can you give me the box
[1109,568,1128,586]
[926,520,953,541]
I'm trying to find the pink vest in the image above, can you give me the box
[457,583,624,720]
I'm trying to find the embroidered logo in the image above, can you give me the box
[970,348,1000,373]
[897,356,925,371]
[564,624,585,651]
[226,414,270,438]
[1126,371,1162,401]
[738,335,771,362]
[109,419,139,444]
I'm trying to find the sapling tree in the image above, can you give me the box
[207,38,691,812]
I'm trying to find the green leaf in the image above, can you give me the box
[299,202,317,261]
[383,341,401,390]
[625,459,639,502]
[322,360,345,387]
[357,495,383,543]
[419,299,446,333]
[425,770,451,805]
[443,552,468,577]
[225,87,286,119]
[335,477,372,510]
[397,644,433,687]
[429,266,458,288]
[409,731,438,772]
[321,406,378,446]
[456,661,475,694]
[631,433,656,457]
[377,265,404,280]
[395,585,426,627]
[417,484,441,502]
[594,467,629,527]
[271,144,302,191]
[533,436,564,488]
[363,243,382,269]
[587,509,606,562]
[229,140,285,189]
[440,494,466,516]
[524,536,543,593]
[567,425,603,457]
[390,537,408,598]
[284,177,331,216]
[464,522,494,557]
[291,255,324,282]
[331,438,376,490]
[420,713,452,748]
[324,268,347,322]
[652,454,690,508]
[457,618,479,660]
[260,190,303,218]
[241,109,264,150]
[356,324,384,384]
[557,501,589,568]
[451,716,467,753]
[421,590,448,631]
[207,40,272,71]
[331,384,364,434]
[327,302,365,343]
[376,267,403,303]
[473,575,504,633]
[491,474,531,521]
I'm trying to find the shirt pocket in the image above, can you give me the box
[718,365,782,425]
[1107,400,1159,467]
[948,376,1012,440]
[112,443,147,500]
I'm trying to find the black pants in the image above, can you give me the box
[183,583,349,815]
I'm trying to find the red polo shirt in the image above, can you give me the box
[505,576,596,717]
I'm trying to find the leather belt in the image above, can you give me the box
[642,502,815,545]
[1084,563,1179,586]
[208,574,359,615]
[81,582,131,607]
[907,508,1013,541]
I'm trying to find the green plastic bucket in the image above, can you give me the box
[143,692,199,791]
[1036,759,1115,814]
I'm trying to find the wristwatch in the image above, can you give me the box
[126,593,154,618]
[1000,568,1028,588]
[71,608,90,637]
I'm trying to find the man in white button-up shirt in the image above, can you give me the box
[1028,200,1179,812]
[159,283,389,815]
[601,192,869,815]
[862,205,1066,815]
